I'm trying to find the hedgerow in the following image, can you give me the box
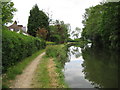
[2,29,46,73]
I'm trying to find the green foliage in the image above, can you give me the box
[46,41,56,45]
[49,20,70,44]
[50,35,61,44]
[2,1,17,25]
[53,58,69,88]
[46,45,68,67]
[27,4,49,37]
[81,2,120,50]
[2,29,46,73]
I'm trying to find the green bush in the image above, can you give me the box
[2,29,46,73]
[46,45,68,66]
[50,35,61,44]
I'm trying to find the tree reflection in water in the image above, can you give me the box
[67,46,81,61]
[81,46,118,88]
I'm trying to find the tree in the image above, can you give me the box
[36,27,48,40]
[49,20,70,43]
[2,1,17,25]
[81,2,120,50]
[27,4,49,37]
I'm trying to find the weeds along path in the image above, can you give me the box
[10,52,45,88]
[48,58,59,87]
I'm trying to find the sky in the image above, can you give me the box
[11,0,102,31]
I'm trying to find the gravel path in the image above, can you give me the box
[10,52,45,88]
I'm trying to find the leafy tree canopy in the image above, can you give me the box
[2,1,17,25]
[49,20,70,43]
[81,2,120,50]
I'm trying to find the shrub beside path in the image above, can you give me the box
[10,52,45,88]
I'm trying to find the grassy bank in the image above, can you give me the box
[46,45,68,88]
[33,45,68,88]
[2,49,45,88]
[32,56,50,88]
[53,58,68,88]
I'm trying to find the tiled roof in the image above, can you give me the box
[8,21,23,30]
[18,25,23,27]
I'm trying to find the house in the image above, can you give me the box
[8,21,28,35]
[8,21,20,32]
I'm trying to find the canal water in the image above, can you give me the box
[63,46,118,88]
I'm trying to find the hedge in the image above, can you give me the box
[2,29,46,73]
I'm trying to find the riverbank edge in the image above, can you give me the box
[47,44,69,88]
[53,57,69,88]
[2,49,45,88]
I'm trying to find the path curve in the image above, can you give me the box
[10,52,45,88]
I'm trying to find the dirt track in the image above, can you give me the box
[10,52,45,88]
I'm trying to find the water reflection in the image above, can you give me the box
[64,45,118,88]
[82,47,118,88]
[68,46,81,60]
[64,46,94,88]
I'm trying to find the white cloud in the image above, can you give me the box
[11,0,102,30]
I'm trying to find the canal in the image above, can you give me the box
[63,45,118,88]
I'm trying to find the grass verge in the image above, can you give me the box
[2,49,45,88]
[46,45,68,88]
[53,58,68,88]
[32,56,50,88]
